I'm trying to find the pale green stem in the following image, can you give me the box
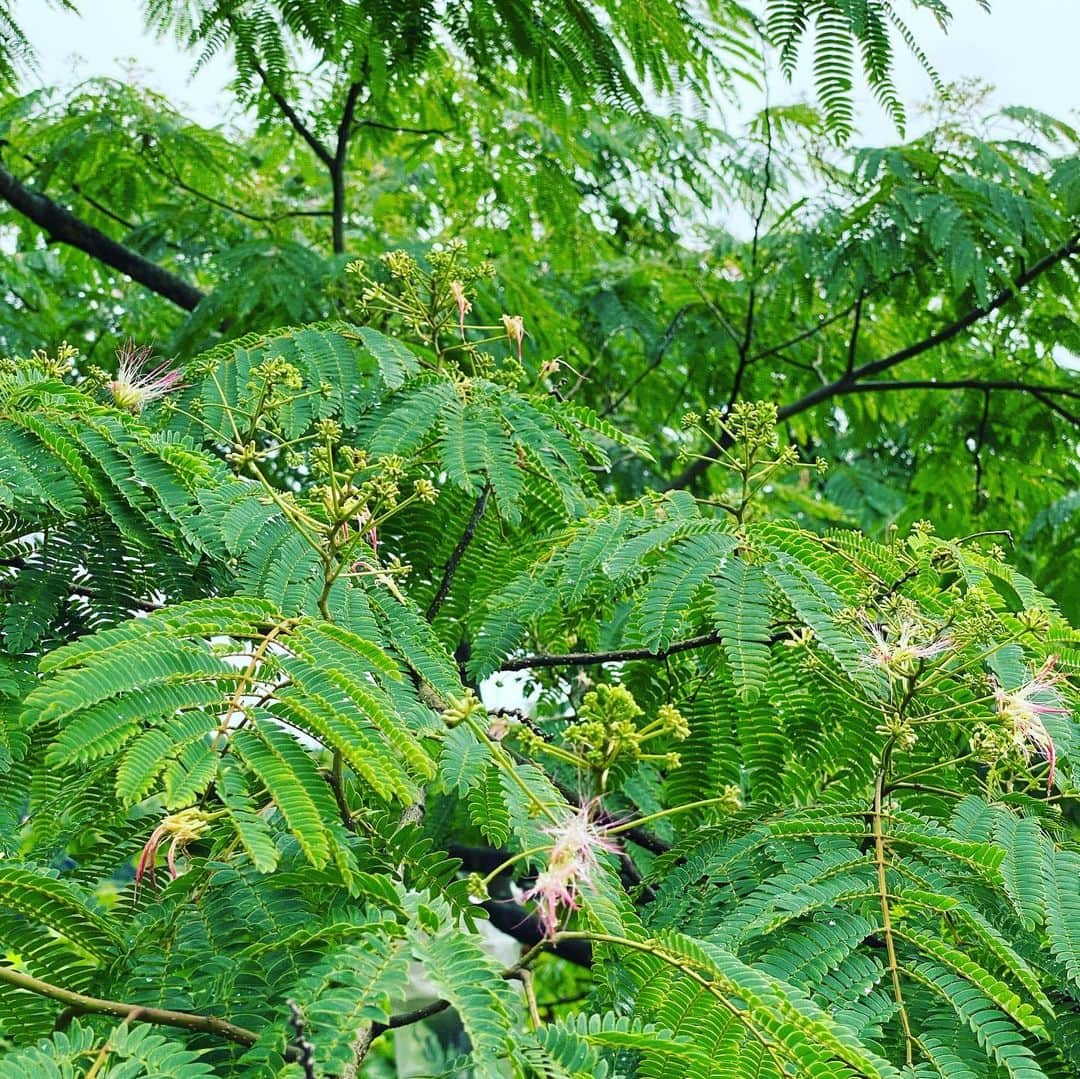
[605,795,737,836]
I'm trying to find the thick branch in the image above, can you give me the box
[0,161,205,312]
[480,900,592,967]
[0,964,266,1050]
[670,232,1080,488]
[330,82,364,254]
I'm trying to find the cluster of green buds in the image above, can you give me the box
[305,426,437,582]
[346,242,526,384]
[679,401,826,521]
[970,723,1036,795]
[247,356,305,425]
[219,355,314,469]
[563,685,689,789]
[875,711,919,751]
[442,689,486,729]
[4,341,80,383]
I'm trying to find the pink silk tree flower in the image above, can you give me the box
[864,619,952,672]
[108,340,182,411]
[994,656,1070,792]
[134,809,209,897]
[521,803,621,938]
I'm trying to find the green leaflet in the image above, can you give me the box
[712,556,772,694]
[411,920,518,1078]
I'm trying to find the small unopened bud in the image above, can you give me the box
[501,315,526,361]
[442,689,485,729]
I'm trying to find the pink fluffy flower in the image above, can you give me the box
[994,656,1069,791]
[864,619,952,672]
[521,803,621,938]
[108,340,182,411]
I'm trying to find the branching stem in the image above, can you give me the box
[872,739,915,1067]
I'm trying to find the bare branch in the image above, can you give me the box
[670,232,1080,488]
[0,160,205,312]
[500,628,741,671]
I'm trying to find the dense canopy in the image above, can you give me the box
[1,3,1079,1078]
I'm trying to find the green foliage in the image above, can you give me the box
[2,3,1080,1077]
[0,280,1077,1077]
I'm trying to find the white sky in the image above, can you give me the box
[10,1,1080,138]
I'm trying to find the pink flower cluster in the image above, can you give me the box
[864,619,952,672]
[521,803,620,938]
[994,656,1069,791]
[108,340,182,411]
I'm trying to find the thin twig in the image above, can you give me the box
[500,628,784,671]
[426,485,490,621]
[669,231,1080,488]
[287,1001,317,1079]
[603,305,693,416]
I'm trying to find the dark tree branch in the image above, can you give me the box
[818,377,1080,409]
[4,140,189,255]
[971,388,991,512]
[725,106,773,410]
[330,81,364,254]
[0,161,205,312]
[354,119,453,138]
[447,843,593,965]
[148,146,329,224]
[286,1002,317,1079]
[373,998,452,1033]
[246,54,333,168]
[500,629,736,671]
[1029,388,1080,427]
[479,899,593,967]
[670,232,1080,489]
[426,485,490,621]
[748,301,858,364]
[747,266,916,366]
[846,293,864,375]
[778,234,1080,418]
